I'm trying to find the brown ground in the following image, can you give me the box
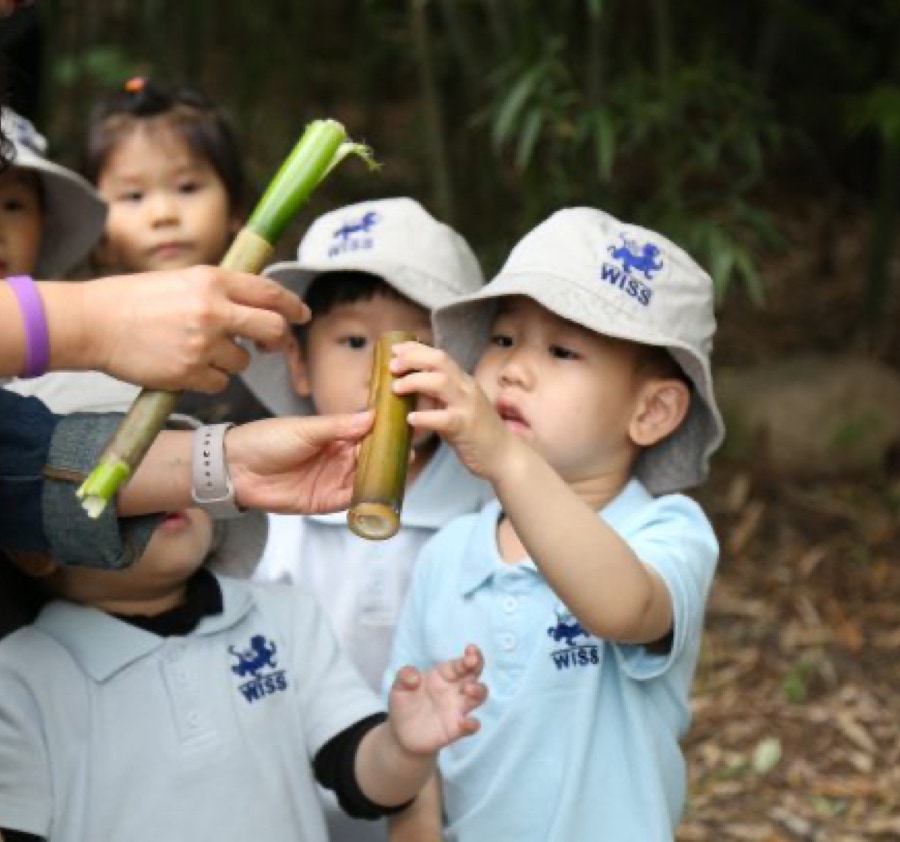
[677,200,900,840]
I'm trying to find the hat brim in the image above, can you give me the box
[13,146,107,278]
[434,272,725,494]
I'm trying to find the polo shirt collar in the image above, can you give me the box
[307,442,492,530]
[35,575,254,683]
[457,478,652,596]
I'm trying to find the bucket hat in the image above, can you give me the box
[433,207,725,494]
[241,197,484,416]
[1,108,107,277]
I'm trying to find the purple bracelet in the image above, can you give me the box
[6,274,50,378]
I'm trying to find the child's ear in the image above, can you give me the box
[629,379,691,448]
[284,333,312,398]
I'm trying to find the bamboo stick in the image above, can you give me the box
[78,119,378,517]
[347,332,416,540]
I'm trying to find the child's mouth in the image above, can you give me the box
[496,400,529,431]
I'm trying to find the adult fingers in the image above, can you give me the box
[289,411,375,448]
[190,366,231,394]
[209,338,252,375]
[224,304,293,351]
[219,270,310,325]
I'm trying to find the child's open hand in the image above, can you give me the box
[387,644,487,756]
[390,341,514,482]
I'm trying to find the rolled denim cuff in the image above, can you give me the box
[42,412,160,569]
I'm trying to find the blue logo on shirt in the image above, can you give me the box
[599,234,663,308]
[229,634,288,703]
[547,610,601,670]
[328,210,380,257]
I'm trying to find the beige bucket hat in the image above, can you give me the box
[1,108,107,277]
[433,207,725,494]
[240,197,484,416]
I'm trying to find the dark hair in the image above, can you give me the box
[291,270,407,345]
[636,344,692,387]
[83,77,244,211]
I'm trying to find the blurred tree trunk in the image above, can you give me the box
[410,0,454,222]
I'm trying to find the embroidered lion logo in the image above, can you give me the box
[333,210,380,243]
[228,634,278,678]
[608,235,663,280]
[547,611,588,648]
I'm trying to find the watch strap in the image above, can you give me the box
[191,423,245,519]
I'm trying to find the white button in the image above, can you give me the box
[176,669,189,683]
[502,596,517,613]
[186,711,201,727]
[500,633,516,651]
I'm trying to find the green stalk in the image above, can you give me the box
[78,119,378,517]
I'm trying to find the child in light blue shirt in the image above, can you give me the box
[385,207,725,841]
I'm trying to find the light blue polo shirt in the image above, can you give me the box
[0,577,383,842]
[385,478,718,841]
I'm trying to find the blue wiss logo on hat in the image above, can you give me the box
[599,233,663,307]
[328,209,381,258]
[229,634,288,703]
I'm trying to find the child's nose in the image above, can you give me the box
[148,193,179,225]
[498,349,533,389]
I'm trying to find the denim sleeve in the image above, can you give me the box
[0,391,59,553]
[42,412,160,569]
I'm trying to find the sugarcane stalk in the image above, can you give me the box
[347,332,416,540]
[78,119,378,517]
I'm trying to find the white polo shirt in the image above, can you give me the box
[0,577,383,842]
[385,479,719,841]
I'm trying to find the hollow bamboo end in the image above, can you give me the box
[77,460,131,518]
[347,502,401,541]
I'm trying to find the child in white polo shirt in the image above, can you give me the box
[0,421,488,842]
[237,197,490,842]
[385,207,725,841]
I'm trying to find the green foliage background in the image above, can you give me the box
[16,0,900,318]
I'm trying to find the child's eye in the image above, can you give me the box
[119,190,143,203]
[0,198,24,212]
[490,333,514,348]
[177,180,201,195]
[341,336,368,350]
[550,344,579,360]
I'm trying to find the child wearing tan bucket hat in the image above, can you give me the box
[0,108,107,279]
[384,207,724,840]
[238,197,491,842]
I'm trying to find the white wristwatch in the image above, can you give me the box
[191,423,245,519]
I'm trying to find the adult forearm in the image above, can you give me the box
[115,431,193,516]
[492,444,672,643]
[0,281,95,377]
[355,724,436,809]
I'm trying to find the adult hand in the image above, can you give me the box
[43,267,309,392]
[225,411,374,515]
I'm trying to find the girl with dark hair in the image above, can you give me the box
[85,77,245,274]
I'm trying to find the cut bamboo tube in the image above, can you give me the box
[347,331,416,540]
